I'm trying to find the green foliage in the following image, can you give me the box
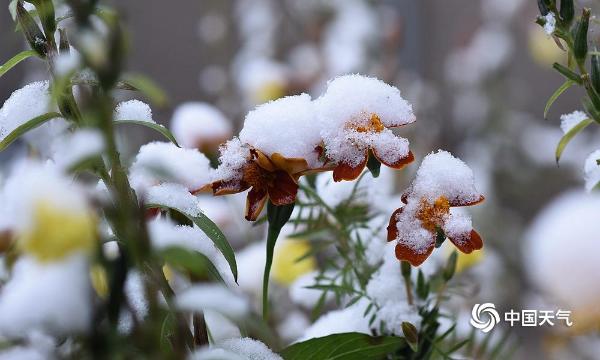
[113,120,179,146]
[0,49,38,77]
[556,118,593,163]
[0,112,62,151]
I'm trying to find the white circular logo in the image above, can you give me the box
[470,303,500,333]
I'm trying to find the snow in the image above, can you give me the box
[584,150,600,191]
[524,191,600,313]
[170,102,232,149]
[560,110,587,134]
[54,50,81,76]
[544,13,556,36]
[408,150,481,204]
[239,94,321,166]
[443,209,473,241]
[218,338,282,360]
[114,100,154,123]
[299,301,371,341]
[51,129,105,170]
[390,201,437,254]
[0,255,92,338]
[145,183,201,217]
[213,138,251,183]
[118,270,148,334]
[315,74,414,167]
[176,284,249,319]
[129,142,213,193]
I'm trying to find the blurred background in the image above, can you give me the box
[2,0,599,358]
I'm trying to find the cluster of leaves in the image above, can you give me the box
[538,0,600,169]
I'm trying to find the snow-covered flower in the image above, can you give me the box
[114,99,154,123]
[213,95,324,220]
[315,74,415,181]
[387,151,484,266]
[170,102,232,151]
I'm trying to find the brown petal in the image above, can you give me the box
[245,187,268,221]
[386,207,404,242]
[252,149,276,172]
[449,195,485,207]
[191,183,213,195]
[373,149,414,170]
[267,170,299,205]
[212,179,250,196]
[395,239,435,267]
[270,152,310,175]
[448,229,483,254]
[332,152,368,182]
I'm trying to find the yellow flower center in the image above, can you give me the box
[416,196,450,233]
[355,114,385,133]
[20,201,97,262]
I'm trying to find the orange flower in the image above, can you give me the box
[330,114,414,182]
[212,149,310,221]
[387,193,484,267]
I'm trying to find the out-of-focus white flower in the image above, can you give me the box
[170,102,232,150]
[524,191,600,327]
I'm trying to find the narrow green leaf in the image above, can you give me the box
[263,201,295,320]
[114,120,179,146]
[444,251,458,281]
[121,73,168,107]
[556,118,593,163]
[146,204,237,282]
[159,246,225,284]
[280,332,406,360]
[544,80,575,119]
[0,112,61,151]
[0,50,38,78]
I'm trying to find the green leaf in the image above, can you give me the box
[0,50,38,78]
[146,204,237,283]
[159,246,225,284]
[113,120,179,146]
[544,80,575,119]
[280,332,406,360]
[0,112,62,151]
[402,322,419,352]
[121,73,168,107]
[366,151,381,178]
[263,201,295,320]
[443,251,458,281]
[555,118,593,163]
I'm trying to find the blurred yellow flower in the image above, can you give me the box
[272,238,316,285]
[90,264,108,298]
[528,26,564,68]
[255,82,286,104]
[20,201,97,262]
[443,242,484,273]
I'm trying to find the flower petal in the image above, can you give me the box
[270,152,310,175]
[212,179,250,196]
[373,149,414,170]
[268,170,299,205]
[252,149,276,172]
[332,152,368,182]
[448,229,483,254]
[395,239,435,267]
[449,195,485,207]
[245,187,268,221]
[386,207,404,242]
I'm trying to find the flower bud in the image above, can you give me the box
[560,0,574,25]
[574,8,591,64]
[16,1,47,57]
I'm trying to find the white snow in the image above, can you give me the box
[129,141,213,193]
[239,94,321,166]
[176,284,249,320]
[213,138,251,183]
[218,338,282,360]
[544,12,556,36]
[170,102,232,149]
[114,100,154,123]
[560,110,588,134]
[145,183,201,217]
[0,255,92,338]
[51,129,105,170]
[584,150,600,191]
[408,150,481,204]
